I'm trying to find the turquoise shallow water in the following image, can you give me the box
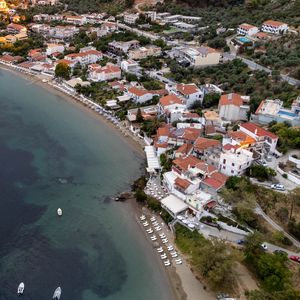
[0,70,173,300]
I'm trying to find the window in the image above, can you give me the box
[232,163,235,166]
[223,159,226,164]
[231,170,234,174]
[223,166,225,169]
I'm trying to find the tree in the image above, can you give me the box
[55,62,71,80]
[247,165,276,181]
[136,108,144,123]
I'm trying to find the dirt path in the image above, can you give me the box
[134,0,161,12]
[235,263,258,299]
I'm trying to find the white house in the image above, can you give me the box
[46,43,65,56]
[175,46,221,67]
[237,23,259,36]
[167,83,204,108]
[127,87,153,103]
[219,145,254,176]
[218,93,250,122]
[120,60,139,73]
[239,122,278,154]
[124,13,139,24]
[88,63,121,82]
[158,94,186,117]
[261,20,288,34]
[65,49,103,65]
[65,15,87,25]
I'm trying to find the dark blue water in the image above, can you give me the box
[0,70,173,300]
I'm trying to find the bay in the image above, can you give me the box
[0,69,173,300]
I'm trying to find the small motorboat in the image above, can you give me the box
[57,208,62,216]
[17,282,24,295]
[53,287,62,299]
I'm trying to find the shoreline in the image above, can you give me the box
[0,63,214,300]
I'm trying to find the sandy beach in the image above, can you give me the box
[0,62,215,300]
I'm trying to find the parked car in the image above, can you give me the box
[261,243,268,251]
[236,239,245,245]
[258,160,268,167]
[270,183,285,191]
[289,255,300,263]
[273,249,287,256]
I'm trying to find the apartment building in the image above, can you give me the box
[261,20,288,34]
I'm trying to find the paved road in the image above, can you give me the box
[255,204,300,249]
[223,52,300,87]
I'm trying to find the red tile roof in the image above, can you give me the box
[240,122,278,139]
[159,94,183,107]
[128,87,150,97]
[263,20,286,27]
[194,137,220,152]
[202,172,228,191]
[176,83,199,95]
[176,143,193,155]
[223,143,240,151]
[175,177,192,190]
[157,125,173,138]
[219,93,245,107]
[173,155,202,172]
[239,23,257,30]
[182,128,202,142]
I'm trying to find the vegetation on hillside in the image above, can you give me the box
[166,59,300,111]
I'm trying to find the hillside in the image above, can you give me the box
[60,0,133,14]
[156,0,300,27]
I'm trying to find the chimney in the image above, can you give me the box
[254,129,258,135]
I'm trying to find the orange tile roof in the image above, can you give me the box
[240,122,278,139]
[194,137,220,152]
[173,155,202,172]
[175,177,192,190]
[176,83,199,95]
[157,125,173,137]
[182,128,202,142]
[219,93,244,107]
[176,143,193,155]
[159,94,183,107]
[223,143,240,151]
[202,172,228,190]
[263,20,286,27]
[239,23,257,30]
[128,87,150,97]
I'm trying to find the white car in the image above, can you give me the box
[261,243,268,251]
[152,221,159,226]
[258,160,268,167]
[270,184,285,191]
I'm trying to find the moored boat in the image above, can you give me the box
[17,282,24,295]
[53,287,61,299]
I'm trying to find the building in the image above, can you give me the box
[88,63,121,82]
[218,93,250,122]
[7,23,27,34]
[251,98,300,127]
[108,40,140,55]
[239,122,278,154]
[65,49,103,65]
[127,87,153,103]
[219,145,254,176]
[46,43,65,56]
[0,0,8,12]
[124,13,139,24]
[120,60,139,73]
[127,105,158,122]
[174,83,204,108]
[175,46,221,68]
[64,15,87,26]
[237,23,259,36]
[173,22,197,32]
[261,20,288,34]
[49,25,79,39]
[158,94,185,117]
[128,46,161,60]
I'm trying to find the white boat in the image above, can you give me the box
[57,208,62,216]
[53,287,62,299]
[17,282,24,295]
